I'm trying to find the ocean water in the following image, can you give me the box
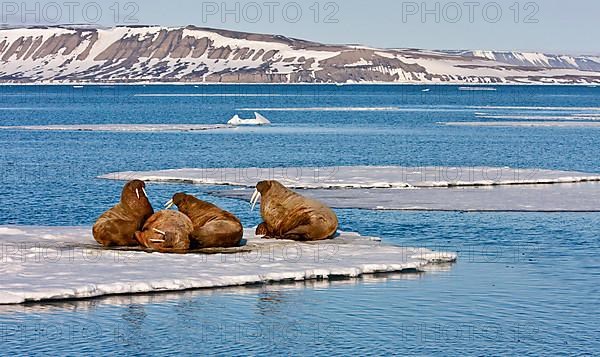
[0,85,599,355]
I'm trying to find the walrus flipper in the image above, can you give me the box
[255,222,272,236]
[93,218,138,247]
[280,215,336,241]
[280,225,313,241]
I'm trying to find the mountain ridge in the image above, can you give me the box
[1,25,599,84]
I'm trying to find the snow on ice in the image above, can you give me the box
[0,226,456,304]
[99,166,600,189]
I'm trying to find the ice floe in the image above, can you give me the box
[441,121,600,127]
[236,107,475,112]
[99,166,600,189]
[458,86,497,91]
[0,124,232,132]
[134,94,302,97]
[467,106,600,111]
[0,226,456,304]
[0,270,455,313]
[214,182,600,211]
[237,107,406,112]
[474,114,600,121]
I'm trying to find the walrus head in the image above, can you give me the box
[121,180,150,205]
[165,192,189,209]
[251,180,286,211]
[173,192,189,205]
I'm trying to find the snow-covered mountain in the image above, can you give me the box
[1,25,600,84]
[456,50,600,73]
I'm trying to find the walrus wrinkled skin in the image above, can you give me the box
[171,193,244,248]
[253,180,338,241]
[92,180,154,247]
[135,210,194,253]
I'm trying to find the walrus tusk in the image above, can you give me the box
[136,188,140,200]
[250,189,260,211]
[152,228,166,235]
[164,199,174,209]
[164,199,175,209]
[142,187,148,197]
[150,239,165,243]
[250,189,257,210]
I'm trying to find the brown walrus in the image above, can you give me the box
[251,180,338,241]
[92,180,154,247]
[165,193,244,248]
[134,210,194,253]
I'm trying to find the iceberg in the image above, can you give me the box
[227,112,271,126]
[0,226,456,304]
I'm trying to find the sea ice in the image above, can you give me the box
[0,226,456,304]
[473,114,600,121]
[441,121,600,127]
[0,271,454,313]
[0,124,232,132]
[213,182,600,211]
[99,166,600,189]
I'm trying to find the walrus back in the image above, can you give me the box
[261,184,338,241]
[179,197,244,248]
[190,219,243,248]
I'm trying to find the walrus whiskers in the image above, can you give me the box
[152,228,166,235]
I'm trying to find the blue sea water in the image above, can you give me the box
[0,85,599,355]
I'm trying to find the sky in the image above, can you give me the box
[2,0,599,54]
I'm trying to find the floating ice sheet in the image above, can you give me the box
[441,121,600,127]
[214,182,600,211]
[0,124,232,132]
[0,226,456,304]
[473,115,600,121]
[99,166,600,189]
[0,269,455,313]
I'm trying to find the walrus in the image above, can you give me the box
[250,180,338,241]
[134,210,194,253]
[165,193,243,248]
[92,180,154,247]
